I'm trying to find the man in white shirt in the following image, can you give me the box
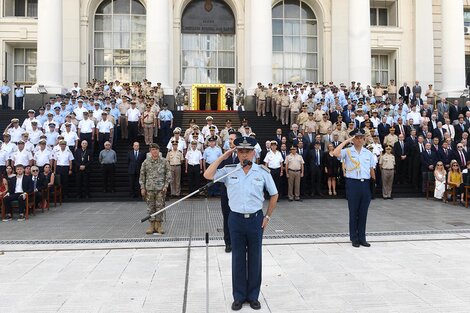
[54,140,74,197]
[73,99,88,121]
[1,133,17,161]
[33,139,53,170]
[7,118,24,143]
[126,101,141,144]
[42,113,58,133]
[166,128,187,153]
[20,133,34,153]
[185,140,203,193]
[201,116,219,137]
[263,141,284,194]
[96,112,114,150]
[62,123,79,151]
[11,140,33,167]
[21,110,39,132]
[28,121,43,146]
[92,102,103,122]
[78,111,95,146]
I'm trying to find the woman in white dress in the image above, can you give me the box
[434,161,446,200]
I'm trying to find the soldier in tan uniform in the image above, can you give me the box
[289,95,302,126]
[280,91,290,126]
[317,114,332,135]
[141,104,156,145]
[331,122,348,142]
[378,146,395,199]
[257,86,267,117]
[184,118,197,142]
[285,146,304,201]
[155,82,164,106]
[266,83,275,116]
[296,105,309,131]
[118,96,130,140]
[274,89,282,121]
[383,127,398,148]
[387,79,397,103]
[254,82,262,113]
[166,140,184,198]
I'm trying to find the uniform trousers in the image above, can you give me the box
[1,94,9,109]
[310,165,322,195]
[396,158,408,183]
[159,121,171,146]
[80,132,93,145]
[226,99,234,111]
[187,164,200,193]
[102,163,115,192]
[143,123,154,145]
[381,169,394,197]
[290,111,299,126]
[268,97,275,115]
[15,96,23,110]
[236,97,244,108]
[345,178,371,243]
[269,167,281,197]
[56,165,70,196]
[280,106,290,125]
[119,116,128,139]
[129,173,140,197]
[220,191,231,245]
[257,99,266,116]
[287,169,301,200]
[76,168,90,197]
[128,121,138,145]
[169,165,182,196]
[228,210,263,303]
[275,104,281,120]
[146,190,165,222]
[3,193,27,215]
[98,132,110,151]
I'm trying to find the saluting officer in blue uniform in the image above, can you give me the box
[333,128,376,248]
[204,136,278,311]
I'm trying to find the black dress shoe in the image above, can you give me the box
[231,300,243,311]
[225,244,232,253]
[360,241,371,247]
[352,241,360,248]
[249,300,261,310]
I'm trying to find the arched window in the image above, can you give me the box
[272,0,318,83]
[94,0,146,82]
[181,0,236,84]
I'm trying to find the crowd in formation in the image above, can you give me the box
[0,78,469,221]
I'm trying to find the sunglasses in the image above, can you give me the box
[32,170,39,172]
[452,164,459,167]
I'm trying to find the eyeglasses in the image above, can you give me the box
[437,164,443,166]
[32,170,39,172]
[452,164,459,167]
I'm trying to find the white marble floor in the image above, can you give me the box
[1,238,470,313]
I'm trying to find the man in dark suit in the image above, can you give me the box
[395,118,410,138]
[30,165,46,209]
[394,134,410,184]
[127,142,146,198]
[303,129,315,148]
[455,117,468,143]
[341,104,353,124]
[398,82,411,104]
[412,81,422,102]
[378,117,390,144]
[2,164,33,221]
[273,128,283,146]
[74,140,92,198]
[421,142,438,192]
[449,100,461,122]
[287,124,300,146]
[297,140,309,196]
[220,131,239,253]
[438,141,455,170]
[432,122,447,142]
[307,141,324,197]
[456,143,469,169]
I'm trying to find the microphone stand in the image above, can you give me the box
[140,160,250,223]
[140,159,250,313]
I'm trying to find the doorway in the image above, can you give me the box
[198,88,219,110]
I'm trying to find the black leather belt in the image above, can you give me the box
[232,210,262,219]
[288,169,300,172]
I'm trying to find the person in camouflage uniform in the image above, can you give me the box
[139,143,171,235]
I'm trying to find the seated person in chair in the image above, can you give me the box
[448,159,464,204]
[31,166,46,209]
[2,165,33,221]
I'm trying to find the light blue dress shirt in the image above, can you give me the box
[158,110,173,121]
[203,146,222,164]
[214,163,278,214]
[339,147,377,179]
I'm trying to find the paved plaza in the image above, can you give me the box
[1,198,470,312]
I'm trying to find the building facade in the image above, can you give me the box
[0,0,468,100]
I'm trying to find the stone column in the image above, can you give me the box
[36,0,63,89]
[415,0,435,88]
[146,0,172,93]
[441,0,466,95]
[348,0,371,86]
[249,0,272,91]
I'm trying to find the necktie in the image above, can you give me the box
[428,150,431,156]
[461,151,465,166]
[400,125,404,135]
[445,149,448,157]
[316,150,320,166]
[299,149,303,155]
[135,151,137,159]
[232,152,236,163]
[419,144,423,153]
[33,177,37,190]
[400,142,404,154]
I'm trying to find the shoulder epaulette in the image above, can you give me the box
[260,165,271,173]
[225,164,237,168]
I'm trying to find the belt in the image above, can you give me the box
[382,168,394,170]
[144,122,154,124]
[232,210,262,219]
[99,132,109,134]
[188,164,199,166]
[288,169,301,172]
[346,178,370,182]
[170,164,181,166]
